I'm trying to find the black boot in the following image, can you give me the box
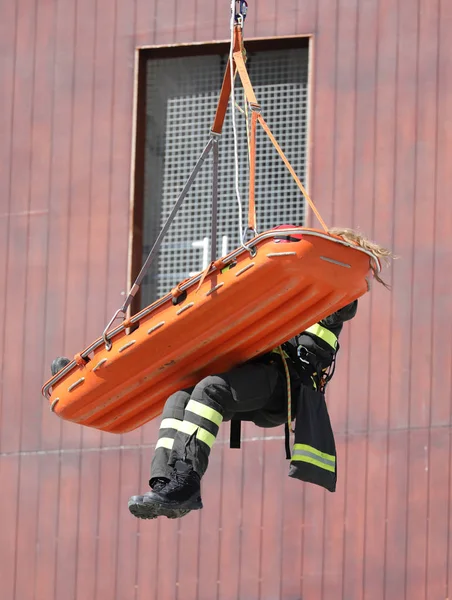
[149,460,203,511]
[128,478,168,520]
[51,356,71,376]
[128,476,193,520]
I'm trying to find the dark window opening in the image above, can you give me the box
[131,37,310,309]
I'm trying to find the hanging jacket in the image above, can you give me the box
[285,300,358,492]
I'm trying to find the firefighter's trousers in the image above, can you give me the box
[150,360,289,482]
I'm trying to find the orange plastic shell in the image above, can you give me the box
[42,228,377,434]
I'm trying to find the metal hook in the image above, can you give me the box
[102,308,125,351]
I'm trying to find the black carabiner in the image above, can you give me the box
[234,0,248,24]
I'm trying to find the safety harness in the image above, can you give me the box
[229,321,339,458]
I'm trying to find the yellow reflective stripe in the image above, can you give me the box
[195,428,216,448]
[178,420,216,448]
[305,324,338,349]
[160,418,182,431]
[178,421,198,436]
[291,454,335,473]
[293,443,335,463]
[155,437,174,450]
[186,399,223,426]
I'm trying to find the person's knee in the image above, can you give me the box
[191,375,234,414]
[162,389,190,420]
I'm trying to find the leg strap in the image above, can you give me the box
[230,419,241,449]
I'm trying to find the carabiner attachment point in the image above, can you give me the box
[234,0,248,26]
[102,308,126,351]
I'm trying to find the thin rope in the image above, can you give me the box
[276,346,293,434]
[229,1,247,248]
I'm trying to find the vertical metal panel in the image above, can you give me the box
[115,448,142,599]
[40,0,78,455]
[427,429,451,599]
[174,0,197,43]
[34,453,60,600]
[259,438,286,600]
[83,0,119,454]
[15,454,41,600]
[54,452,81,600]
[296,0,318,35]
[176,502,201,600]
[22,0,58,454]
[385,0,419,597]
[237,434,265,599]
[1,0,37,456]
[0,0,15,463]
[61,0,96,452]
[276,0,298,36]
[109,0,139,449]
[254,0,279,38]
[194,0,216,42]
[301,3,337,599]
[75,449,102,600]
[406,0,440,596]
[0,455,20,600]
[214,0,232,40]
[154,0,177,45]
[196,435,224,598]
[429,1,452,599]
[217,446,243,600]
[94,449,121,599]
[0,0,451,599]
[363,0,400,595]
[334,2,369,598]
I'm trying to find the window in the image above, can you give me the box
[134,41,309,308]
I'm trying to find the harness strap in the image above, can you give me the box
[230,419,241,448]
[284,423,291,459]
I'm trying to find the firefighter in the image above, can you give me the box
[126,228,394,520]
[127,300,358,520]
[49,228,393,521]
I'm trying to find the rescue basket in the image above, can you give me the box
[42,227,378,434]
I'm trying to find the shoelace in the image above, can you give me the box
[164,470,193,493]
[152,477,168,491]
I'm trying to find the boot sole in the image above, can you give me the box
[128,498,191,520]
[151,496,203,511]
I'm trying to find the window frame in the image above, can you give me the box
[128,35,312,314]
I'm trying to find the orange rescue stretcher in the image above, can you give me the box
[41,20,381,433]
[41,227,379,434]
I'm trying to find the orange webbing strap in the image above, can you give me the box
[195,261,214,293]
[257,114,329,233]
[233,43,261,232]
[211,60,236,135]
[211,26,242,135]
[232,49,258,106]
[248,109,258,231]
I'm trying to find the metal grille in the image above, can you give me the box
[141,47,309,305]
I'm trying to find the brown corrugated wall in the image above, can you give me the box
[1,0,451,598]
